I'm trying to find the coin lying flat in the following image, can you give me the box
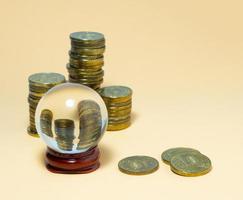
[170,152,212,177]
[118,156,159,175]
[161,147,201,165]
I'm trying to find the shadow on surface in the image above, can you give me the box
[131,111,139,123]
[37,148,46,169]
[99,144,114,168]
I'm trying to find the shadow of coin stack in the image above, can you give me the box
[54,119,75,151]
[28,73,66,137]
[77,100,102,150]
[99,86,132,131]
[67,32,105,90]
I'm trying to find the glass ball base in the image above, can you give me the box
[45,146,100,174]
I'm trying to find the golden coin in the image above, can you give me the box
[107,103,132,111]
[99,86,132,103]
[108,109,131,117]
[107,120,131,131]
[161,147,201,165]
[28,72,66,88]
[170,152,212,177]
[71,46,105,56]
[118,156,159,175]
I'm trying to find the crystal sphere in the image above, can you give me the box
[35,83,108,154]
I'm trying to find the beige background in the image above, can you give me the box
[0,0,243,199]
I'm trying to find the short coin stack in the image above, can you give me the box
[161,147,212,177]
[28,73,66,137]
[98,86,132,131]
[67,32,105,90]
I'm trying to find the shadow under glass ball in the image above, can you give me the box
[35,83,108,154]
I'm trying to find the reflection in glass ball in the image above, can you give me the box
[35,83,108,154]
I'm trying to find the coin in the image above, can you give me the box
[68,76,103,85]
[161,147,201,165]
[71,46,105,56]
[118,156,159,175]
[108,109,131,117]
[28,73,65,87]
[107,120,131,131]
[69,57,104,67]
[107,104,132,112]
[69,71,104,79]
[99,86,132,102]
[69,51,103,60]
[108,116,131,123]
[70,32,105,43]
[170,152,212,177]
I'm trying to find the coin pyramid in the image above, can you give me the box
[67,32,105,90]
[27,73,66,137]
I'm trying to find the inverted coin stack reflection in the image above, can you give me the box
[67,32,105,90]
[28,73,66,137]
[98,86,132,131]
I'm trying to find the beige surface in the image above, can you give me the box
[0,0,243,199]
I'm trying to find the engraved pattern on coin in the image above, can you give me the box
[161,147,201,164]
[170,152,212,177]
[99,86,132,99]
[29,73,65,86]
[118,156,159,175]
[70,32,104,42]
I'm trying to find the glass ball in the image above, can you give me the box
[35,83,108,154]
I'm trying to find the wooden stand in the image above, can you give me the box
[45,146,100,174]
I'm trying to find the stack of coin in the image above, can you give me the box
[161,147,212,177]
[77,100,102,150]
[54,119,75,151]
[28,73,66,137]
[98,86,132,131]
[67,31,105,90]
[40,109,53,138]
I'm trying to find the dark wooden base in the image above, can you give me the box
[45,146,100,174]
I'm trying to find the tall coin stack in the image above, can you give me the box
[28,73,66,137]
[77,100,102,150]
[67,31,105,90]
[99,86,132,131]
